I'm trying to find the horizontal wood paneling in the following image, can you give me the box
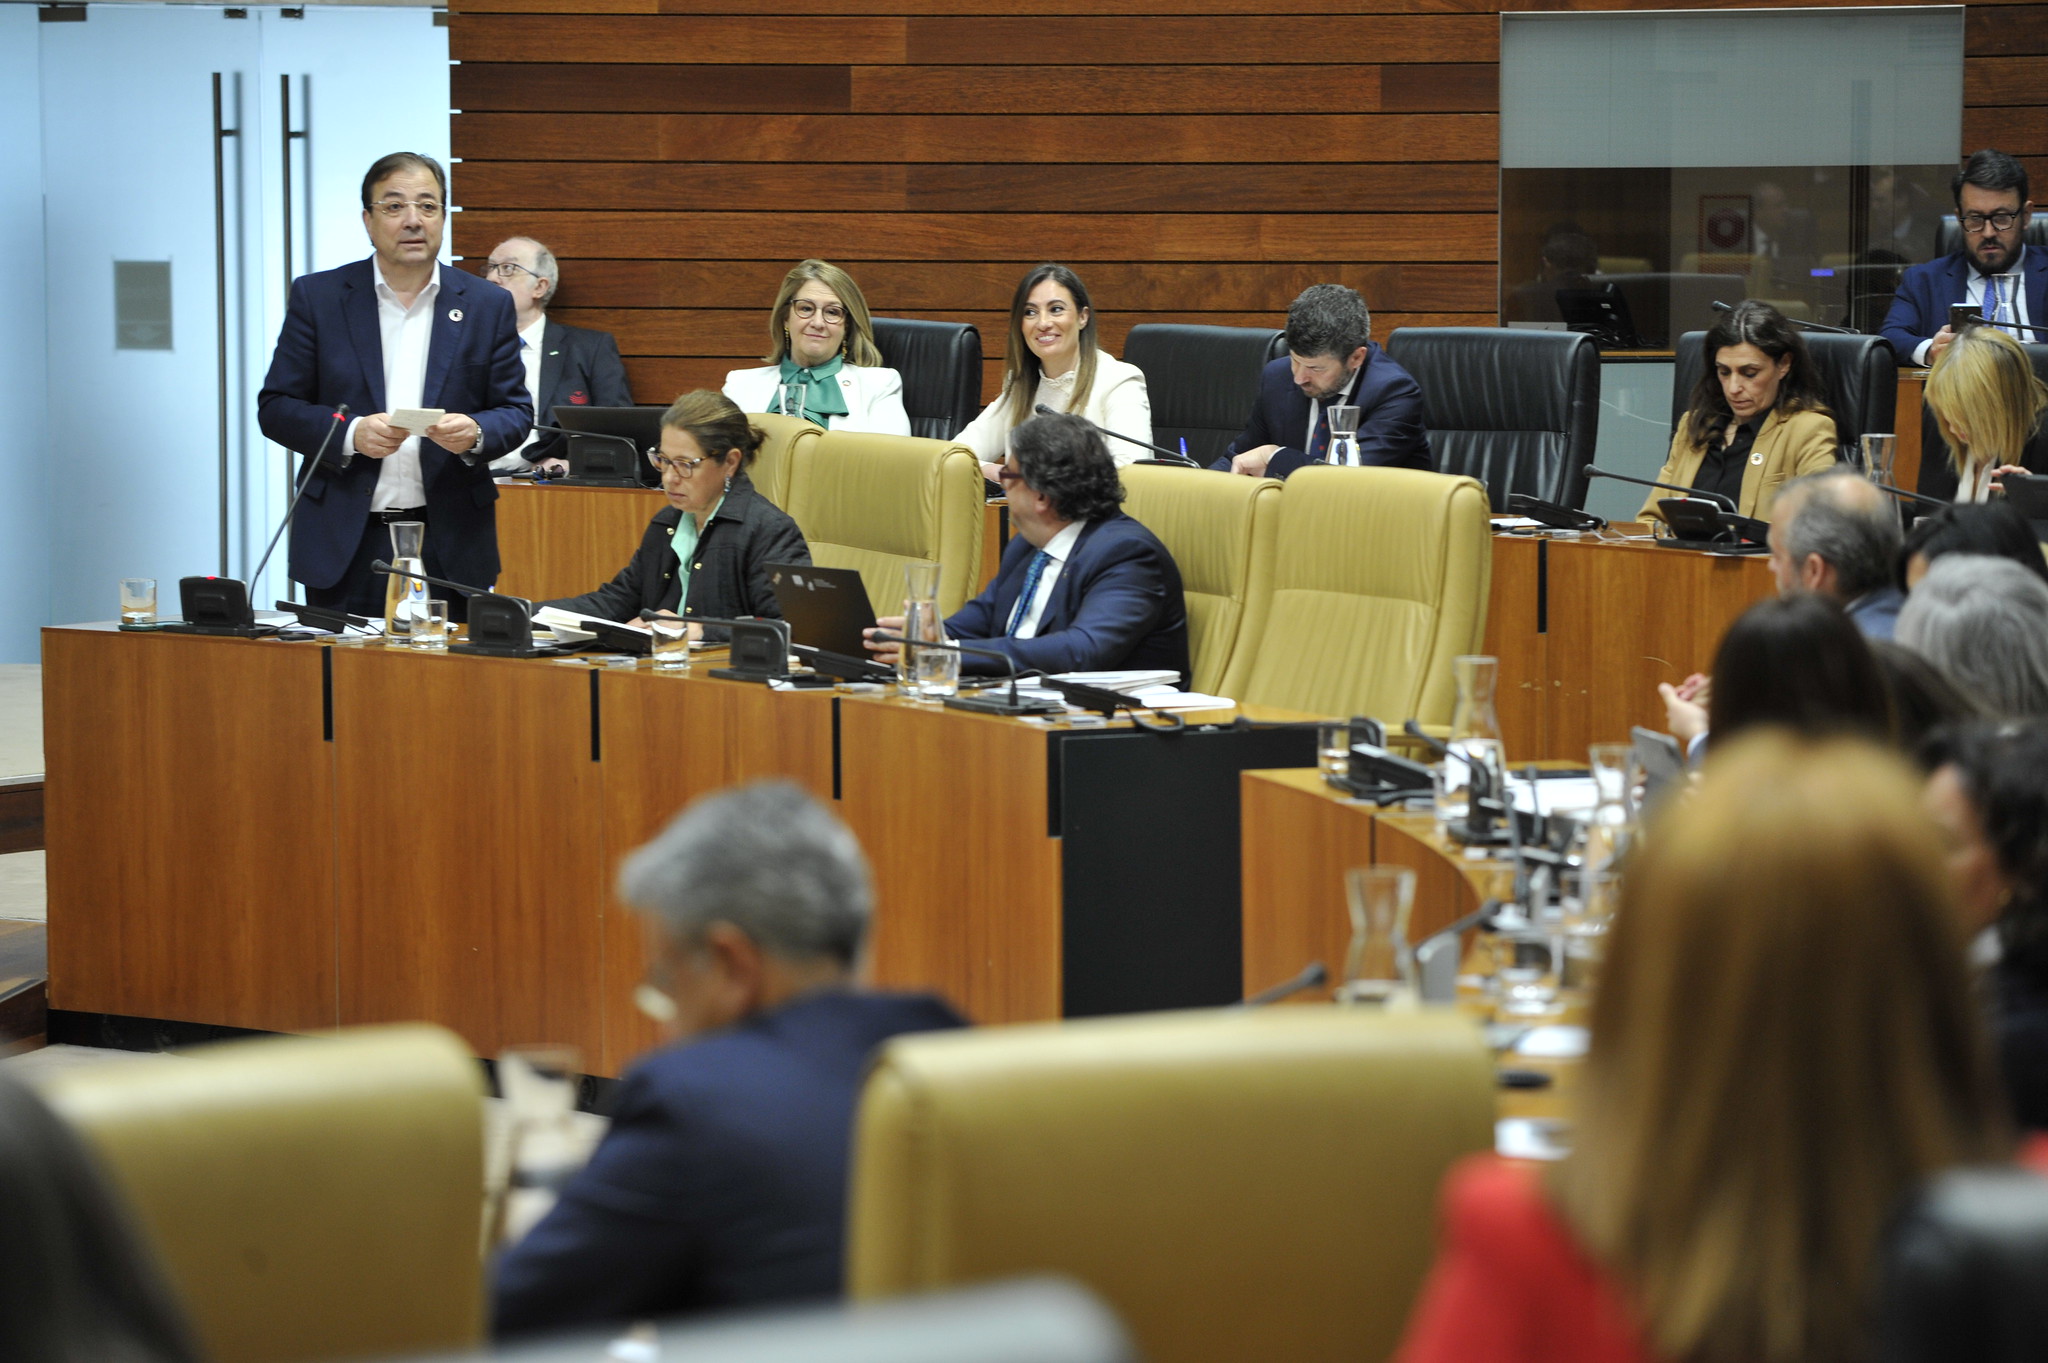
[452,162,1498,213]
[452,112,1497,163]
[1967,3,2048,55]
[545,260,1500,312]
[451,211,1498,263]
[1963,55,2048,103]
[456,0,1500,14]
[451,13,1496,63]
[452,63,1499,114]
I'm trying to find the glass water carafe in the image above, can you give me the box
[1442,655,1506,826]
[1326,404,1362,467]
[383,519,428,642]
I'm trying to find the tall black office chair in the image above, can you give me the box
[1876,1165,2048,1363]
[872,318,983,441]
[1670,329,1895,468]
[1124,323,1288,466]
[1383,327,1600,510]
[1917,338,2048,501]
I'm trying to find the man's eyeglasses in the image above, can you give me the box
[648,450,711,477]
[790,300,847,324]
[1962,210,2024,233]
[371,197,445,221]
[995,464,1025,485]
[484,260,539,281]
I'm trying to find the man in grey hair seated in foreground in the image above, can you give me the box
[491,782,965,1338]
[1767,469,1906,639]
[1897,554,2048,718]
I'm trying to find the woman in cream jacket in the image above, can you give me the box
[723,260,912,437]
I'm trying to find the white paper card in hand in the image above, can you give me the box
[390,407,445,434]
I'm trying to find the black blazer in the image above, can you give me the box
[540,471,809,632]
[528,318,634,463]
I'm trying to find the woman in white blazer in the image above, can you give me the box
[723,260,912,436]
[953,263,1153,474]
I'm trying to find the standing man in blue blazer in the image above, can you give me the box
[1881,149,2048,369]
[257,152,532,617]
[1214,283,1431,479]
[864,412,1192,685]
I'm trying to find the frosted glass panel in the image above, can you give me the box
[1502,8,1963,170]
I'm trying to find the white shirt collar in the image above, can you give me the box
[1041,519,1085,563]
[372,255,440,310]
[519,314,546,348]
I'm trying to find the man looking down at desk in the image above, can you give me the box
[864,412,1191,684]
[491,782,964,1336]
[540,390,808,638]
[1882,148,2048,368]
[1766,469,1907,639]
[1215,283,1430,479]
[257,152,531,619]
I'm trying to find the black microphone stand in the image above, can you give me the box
[1033,404,1199,467]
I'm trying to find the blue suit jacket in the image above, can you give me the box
[1214,345,1431,479]
[256,259,532,591]
[491,990,964,1338]
[1880,249,2048,365]
[948,512,1192,685]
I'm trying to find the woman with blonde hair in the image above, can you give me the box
[953,263,1151,478]
[723,260,911,435]
[1397,730,2008,1363]
[1924,323,2048,502]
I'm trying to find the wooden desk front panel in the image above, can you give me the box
[495,481,663,603]
[42,629,338,1032]
[331,645,607,1059]
[1239,769,1372,1004]
[1544,538,1773,758]
[1480,535,1546,762]
[837,699,1061,1024]
[596,668,835,1075]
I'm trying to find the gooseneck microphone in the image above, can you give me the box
[865,632,1061,716]
[1711,299,1860,336]
[1033,404,1199,467]
[371,559,487,598]
[253,403,349,591]
[1238,961,1329,1007]
[1581,464,1737,513]
[1950,306,2048,340]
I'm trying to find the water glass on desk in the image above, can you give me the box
[1339,865,1417,1006]
[1860,432,1897,486]
[1317,721,1353,780]
[777,383,807,424]
[649,617,690,670]
[413,599,450,652]
[118,577,156,624]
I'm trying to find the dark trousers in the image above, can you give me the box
[305,514,476,623]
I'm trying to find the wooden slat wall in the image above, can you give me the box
[449,0,2038,408]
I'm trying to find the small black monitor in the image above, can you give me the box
[551,405,666,487]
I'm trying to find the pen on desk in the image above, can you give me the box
[1178,438,1189,461]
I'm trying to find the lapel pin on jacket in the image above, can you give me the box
[448,308,463,322]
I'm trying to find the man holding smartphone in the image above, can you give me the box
[1881,149,2048,369]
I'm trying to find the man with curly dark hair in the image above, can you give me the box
[866,411,1190,683]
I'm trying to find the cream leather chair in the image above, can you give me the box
[1119,465,1280,695]
[1219,465,1491,729]
[747,412,823,511]
[848,1008,1494,1363]
[40,1024,486,1363]
[784,430,986,617]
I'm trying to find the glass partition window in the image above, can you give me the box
[1500,8,1964,346]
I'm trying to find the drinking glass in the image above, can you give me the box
[1860,433,1897,484]
[1326,404,1362,467]
[413,599,450,651]
[900,562,943,693]
[649,617,690,670]
[777,383,807,423]
[1494,913,1565,1019]
[1317,721,1353,780]
[1339,865,1417,1006]
[913,640,961,699]
[1560,869,1620,994]
[118,577,156,624]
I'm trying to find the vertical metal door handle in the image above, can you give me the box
[213,72,240,577]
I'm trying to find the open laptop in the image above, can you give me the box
[766,563,894,680]
[550,405,665,487]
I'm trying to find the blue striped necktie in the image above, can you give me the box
[1007,549,1051,634]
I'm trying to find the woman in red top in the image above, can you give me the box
[1397,731,2010,1363]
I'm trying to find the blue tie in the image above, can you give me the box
[1308,404,1332,463]
[1986,276,2005,327]
[1007,549,1051,635]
